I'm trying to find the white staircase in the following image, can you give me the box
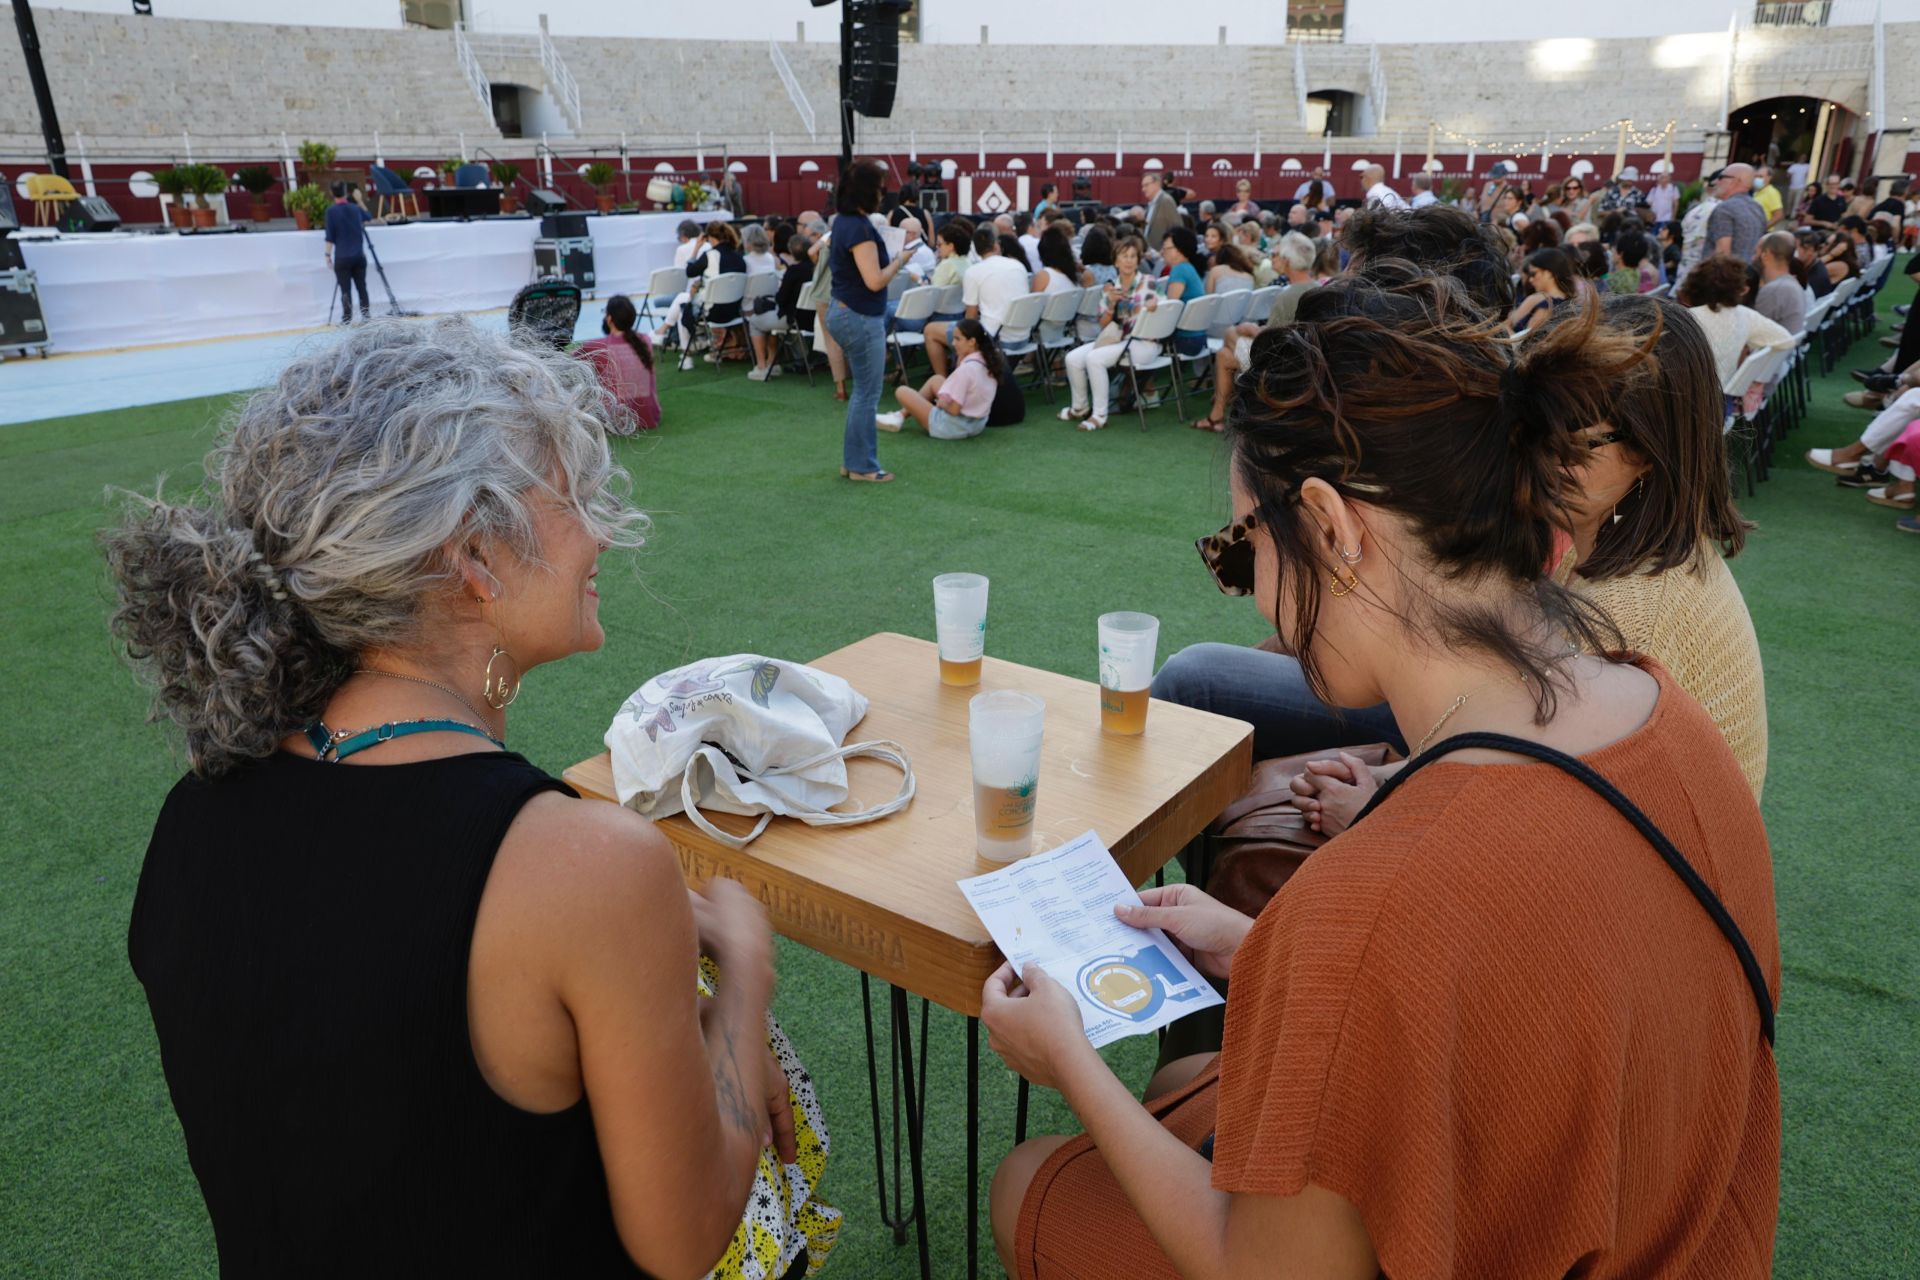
[457,17,583,132]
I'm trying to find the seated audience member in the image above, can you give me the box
[928,220,974,322]
[1657,220,1683,277]
[1565,221,1600,247]
[986,278,1779,1280]
[1285,202,1309,231]
[1015,211,1043,273]
[899,217,938,283]
[1032,224,1083,295]
[1818,228,1861,285]
[1599,174,1651,218]
[741,223,779,279]
[1335,205,1518,320]
[1795,230,1837,297]
[773,233,816,328]
[1312,236,1342,281]
[1558,175,1598,223]
[878,316,1007,440]
[106,318,836,1279]
[998,232,1030,271]
[1205,240,1257,294]
[572,295,662,429]
[1511,246,1578,334]
[1676,254,1796,386]
[1613,229,1660,294]
[1192,231,1318,433]
[924,225,1029,376]
[1806,174,1849,228]
[1058,235,1158,432]
[1408,172,1437,209]
[1228,179,1259,217]
[1234,222,1276,285]
[1520,216,1562,254]
[1575,239,1612,291]
[1160,226,1211,352]
[1809,366,1920,506]
[651,218,708,346]
[1080,226,1119,289]
[1753,232,1807,335]
[678,219,747,368]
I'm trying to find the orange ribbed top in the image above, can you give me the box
[1213,660,1780,1277]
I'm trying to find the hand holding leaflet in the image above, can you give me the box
[958,830,1223,1048]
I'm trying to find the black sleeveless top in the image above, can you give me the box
[129,750,650,1278]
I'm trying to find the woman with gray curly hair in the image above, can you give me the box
[106,318,829,1279]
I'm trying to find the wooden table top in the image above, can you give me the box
[564,632,1252,1017]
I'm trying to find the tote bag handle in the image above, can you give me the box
[679,739,917,850]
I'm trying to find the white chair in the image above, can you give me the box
[642,264,687,328]
[887,271,913,301]
[994,292,1051,402]
[1116,298,1186,430]
[691,272,749,372]
[888,285,941,383]
[1171,295,1225,401]
[1211,289,1253,337]
[935,283,964,317]
[1646,281,1671,299]
[1074,283,1107,342]
[1243,285,1280,324]
[1819,277,1860,373]
[1721,345,1788,495]
[1037,288,1085,388]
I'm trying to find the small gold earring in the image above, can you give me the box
[1330,566,1361,598]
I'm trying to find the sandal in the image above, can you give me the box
[1867,486,1916,509]
[1058,406,1090,422]
[1191,416,1222,432]
[834,384,849,402]
[1078,416,1107,432]
[840,468,895,483]
[1805,447,1863,474]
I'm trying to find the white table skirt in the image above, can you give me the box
[16,211,726,355]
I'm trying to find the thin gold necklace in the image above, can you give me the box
[354,668,503,742]
[1415,692,1473,756]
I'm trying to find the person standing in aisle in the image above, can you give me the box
[826,160,911,483]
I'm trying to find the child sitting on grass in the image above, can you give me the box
[877,317,1005,440]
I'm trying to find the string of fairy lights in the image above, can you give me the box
[1428,119,1680,157]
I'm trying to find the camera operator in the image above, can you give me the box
[323,182,374,325]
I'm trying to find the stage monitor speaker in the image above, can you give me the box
[525,189,568,215]
[846,0,906,118]
[540,212,589,239]
[0,236,24,271]
[0,183,18,234]
[60,197,122,233]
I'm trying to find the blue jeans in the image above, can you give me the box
[825,301,885,475]
[1150,642,1406,760]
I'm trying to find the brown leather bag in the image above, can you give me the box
[1200,742,1397,918]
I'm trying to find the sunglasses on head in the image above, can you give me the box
[1196,516,1259,596]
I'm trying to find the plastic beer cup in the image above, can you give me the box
[933,573,989,686]
[969,690,1045,861]
[1097,612,1160,735]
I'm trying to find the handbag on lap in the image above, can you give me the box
[1201,742,1398,918]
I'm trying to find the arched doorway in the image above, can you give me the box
[1729,95,1849,184]
[1305,89,1359,138]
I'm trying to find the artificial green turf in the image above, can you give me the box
[2,280,1915,1278]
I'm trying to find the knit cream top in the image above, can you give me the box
[1576,547,1768,799]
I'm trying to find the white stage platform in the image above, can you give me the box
[13,211,725,355]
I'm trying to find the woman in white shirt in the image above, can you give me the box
[1031,225,1083,295]
[1675,255,1797,408]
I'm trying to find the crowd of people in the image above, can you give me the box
[114,169,1874,1273]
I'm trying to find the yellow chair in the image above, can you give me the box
[26,174,80,227]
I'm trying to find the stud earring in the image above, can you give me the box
[1337,545,1364,565]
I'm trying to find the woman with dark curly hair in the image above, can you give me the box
[106,318,839,1280]
[1676,253,1796,385]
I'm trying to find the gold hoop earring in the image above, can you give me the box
[1330,566,1361,598]
[482,644,521,710]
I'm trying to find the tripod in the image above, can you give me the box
[326,220,420,324]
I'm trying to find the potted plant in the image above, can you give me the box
[298,140,337,183]
[490,160,521,214]
[681,177,709,212]
[236,166,278,223]
[285,183,329,232]
[440,157,464,187]
[155,166,192,230]
[583,161,617,214]
[186,164,228,229]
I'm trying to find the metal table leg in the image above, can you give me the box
[968,1016,979,1280]
[891,984,932,1279]
[861,973,928,1262]
[1015,1077,1030,1145]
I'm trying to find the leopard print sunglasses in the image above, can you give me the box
[1195,516,1259,596]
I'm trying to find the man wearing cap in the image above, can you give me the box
[1599,174,1649,217]
[1708,164,1767,260]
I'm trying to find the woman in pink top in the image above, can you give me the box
[571,295,662,433]
[876,317,1006,440]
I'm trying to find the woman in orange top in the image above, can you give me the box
[981,278,1780,1279]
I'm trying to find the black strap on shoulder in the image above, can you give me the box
[1355,731,1775,1047]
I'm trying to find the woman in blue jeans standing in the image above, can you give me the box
[827,159,911,483]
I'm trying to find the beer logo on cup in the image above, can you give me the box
[1075,945,1210,1022]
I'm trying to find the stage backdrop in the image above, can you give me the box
[16,211,726,355]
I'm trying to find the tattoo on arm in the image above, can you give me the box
[709,1017,760,1138]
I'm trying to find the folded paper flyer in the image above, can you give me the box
[958,830,1224,1048]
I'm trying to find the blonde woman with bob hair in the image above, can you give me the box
[106,318,838,1280]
